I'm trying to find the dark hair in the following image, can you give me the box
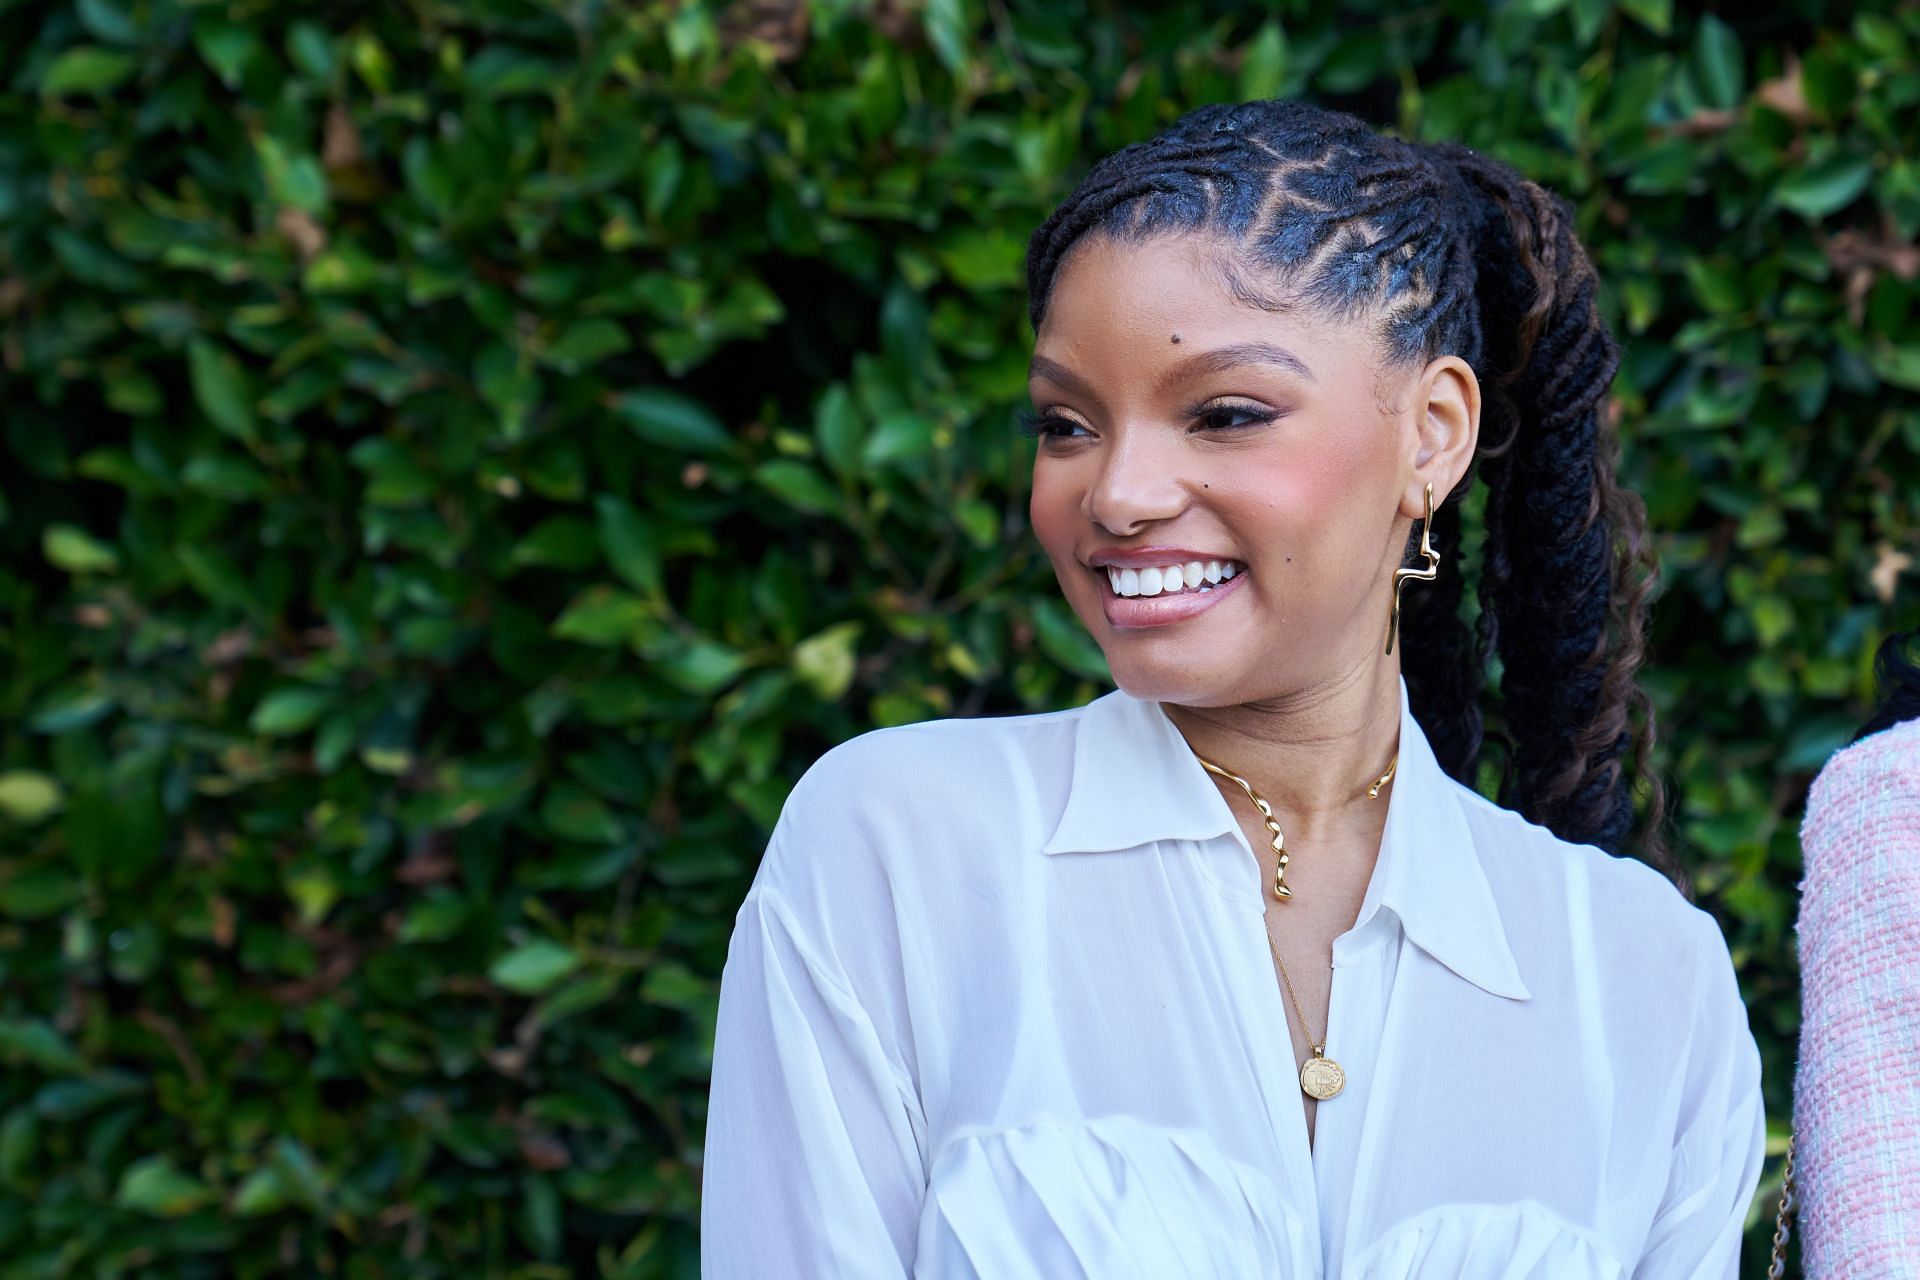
[1854,629,1920,743]
[1025,98,1673,880]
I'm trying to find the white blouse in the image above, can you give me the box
[700,678,1767,1279]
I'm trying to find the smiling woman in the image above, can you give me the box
[702,98,1766,1280]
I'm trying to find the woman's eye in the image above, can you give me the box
[1017,403,1277,441]
[1193,403,1277,431]
[1015,410,1087,440]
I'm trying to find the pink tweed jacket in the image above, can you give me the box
[1794,716,1920,1276]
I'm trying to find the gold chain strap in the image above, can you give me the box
[1767,1131,1796,1278]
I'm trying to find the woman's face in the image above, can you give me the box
[1026,233,1476,707]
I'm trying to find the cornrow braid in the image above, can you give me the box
[1026,99,1674,880]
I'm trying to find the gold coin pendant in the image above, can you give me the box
[1300,1056,1346,1100]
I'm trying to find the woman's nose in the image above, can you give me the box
[1083,425,1191,535]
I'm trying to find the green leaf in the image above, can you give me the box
[28,687,115,734]
[863,413,936,467]
[490,941,581,994]
[256,135,328,213]
[1031,598,1110,682]
[1692,15,1743,111]
[182,454,271,501]
[188,339,258,441]
[814,383,863,477]
[609,388,731,452]
[77,0,140,45]
[639,960,710,1014]
[194,17,260,87]
[0,772,64,824]
[116,1156,216,1216]
[541,783,623,843]
[465,45,563,96]
[754,460,840,514]
[594,495,663,595]
[0,1110,37,1184]
[175,542,253,610]
[654,638,748,695]
[542,318,629,370]
[1868,345,1920,391]
[793,622,862,700]
[286,21,335,78]
[349,30,392,94]
[41,46,135,95]
[284,867,339,925]
[1782,712,1861,772]
[347,438,435,505]
[1750,595,1793,646]
[1777,154,1874,218]
[551,587,651,647]
[935,227,1024,290]
[1620,0,1671,35]
[249,687,332,736]
[955,497,998,549]
[922,0,970,75]
[1237,22,1287,100]
[397,892,470,943]
[232,1167,290,1217]
[0,1018,87,1074]
[0,864,79,918]
[42,524,120,574]
[1683,258,1744,314]
[474,342,539,439]
[510,516,600,571]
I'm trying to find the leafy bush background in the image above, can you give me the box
[2,0,1915,1275]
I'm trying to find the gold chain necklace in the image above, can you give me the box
[1188,749,1397,1102]
[1197,737,1800,1258]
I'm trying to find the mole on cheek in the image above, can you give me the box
[1170,333,1182,343]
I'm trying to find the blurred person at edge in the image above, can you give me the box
[1792,627,1920,1277]
[701,98,1766,1278]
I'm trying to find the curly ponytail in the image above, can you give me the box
[1426,140,1670,880]
[1026,100,1675,880]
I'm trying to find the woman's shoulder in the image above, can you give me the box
[751,703,1084,897]
[780,702,1083,835]
[793,702,1082,797]
[1796,716,1920,970]
[1449,780,1742,1023]
[1450,779,1698,920]
[1804,717,1920,841]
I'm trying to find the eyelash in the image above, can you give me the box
[1014,402,1279,440]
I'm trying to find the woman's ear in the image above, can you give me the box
[1402,355,1480,518]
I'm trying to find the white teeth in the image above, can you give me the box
[1105,559,1245,598]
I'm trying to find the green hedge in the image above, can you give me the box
[1,1,1915,1274]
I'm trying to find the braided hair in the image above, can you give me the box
[1026,99,1673,880]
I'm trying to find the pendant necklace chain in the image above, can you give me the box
[1187,747,1397,1102]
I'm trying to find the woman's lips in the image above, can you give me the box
[1097,565,1248,630]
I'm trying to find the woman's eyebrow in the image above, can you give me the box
[1155,341,1317,390]
[1027,342,1317,402]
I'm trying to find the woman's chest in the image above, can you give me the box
[901,876,1660,1279]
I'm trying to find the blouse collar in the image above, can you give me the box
[1039,676,1532,1002]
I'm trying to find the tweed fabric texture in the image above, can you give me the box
[1794,717,1920,1276]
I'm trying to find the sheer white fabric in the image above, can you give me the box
[701,678,1767,1278]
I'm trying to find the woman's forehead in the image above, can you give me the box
[1033,237,1374,392]
[1040,235,1355,342]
